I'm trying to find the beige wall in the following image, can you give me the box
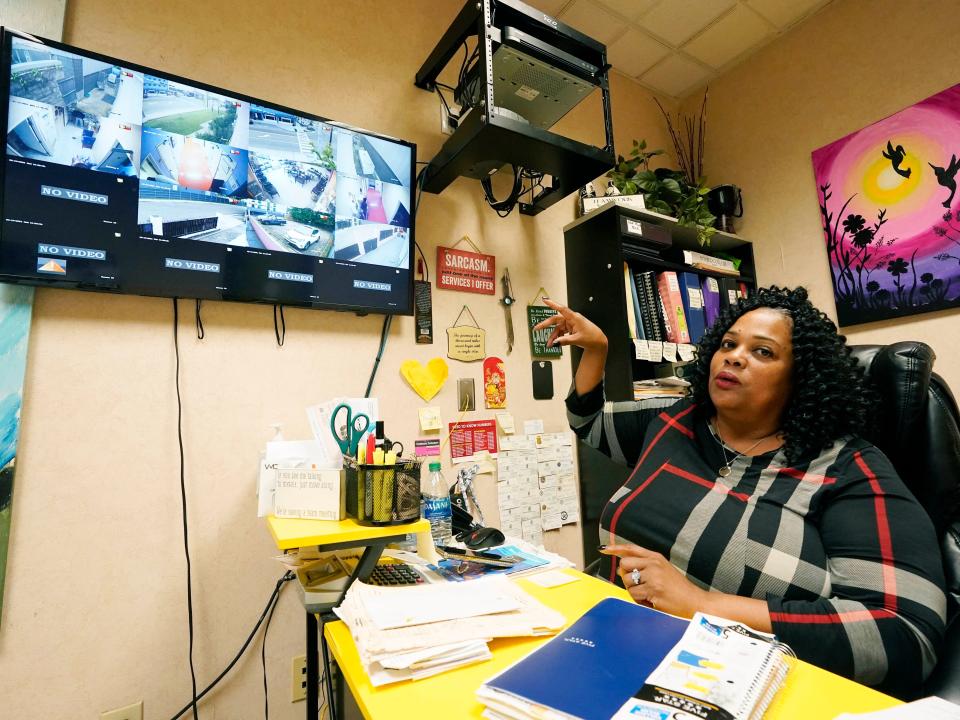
[688,0,960,391]
[0,1,674,717]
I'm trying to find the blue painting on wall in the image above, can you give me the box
[0,284,33,623]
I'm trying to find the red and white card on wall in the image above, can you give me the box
[437,245,496,295]
[448,419,498,460]
[483,356,506,409]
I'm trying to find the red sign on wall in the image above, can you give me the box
[437,246,496,295]
[448,419,498,460]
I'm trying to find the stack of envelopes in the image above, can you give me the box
[333,575,565,686]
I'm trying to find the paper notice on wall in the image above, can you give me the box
[448,419,498,460]
[523,419,545,435]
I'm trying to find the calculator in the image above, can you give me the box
[365,562,424,586]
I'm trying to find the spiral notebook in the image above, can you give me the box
[611,612,793,720]
[477,598,792,720]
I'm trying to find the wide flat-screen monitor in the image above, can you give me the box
[0,29,416,314]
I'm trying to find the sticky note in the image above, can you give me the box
[418,406,442,432]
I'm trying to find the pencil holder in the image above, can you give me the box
[344,457,422,526]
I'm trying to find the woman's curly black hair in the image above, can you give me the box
[687,285,876,464]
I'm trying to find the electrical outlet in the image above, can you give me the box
[439,102,460,136]
[291,654,307,703]
[100,700,143,720]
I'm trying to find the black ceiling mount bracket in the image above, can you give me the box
[414,0,615,216]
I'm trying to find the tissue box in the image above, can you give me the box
[273,468,345,520]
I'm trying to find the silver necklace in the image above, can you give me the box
[712,422,777,478]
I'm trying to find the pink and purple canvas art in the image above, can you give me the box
[812,84,960,326]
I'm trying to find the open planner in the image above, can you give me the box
[477,598,793,720]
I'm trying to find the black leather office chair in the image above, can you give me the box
[849,342,960,701]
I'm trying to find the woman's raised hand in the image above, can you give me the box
[534,298,608,351]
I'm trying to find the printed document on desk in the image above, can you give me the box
[612,612,792,720]
[360,575,522,630]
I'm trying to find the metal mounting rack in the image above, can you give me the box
[414,0,615,216]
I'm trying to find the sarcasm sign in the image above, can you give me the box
[437,246,496,295]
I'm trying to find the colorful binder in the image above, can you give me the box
[701,275,721,329]
[656,271,690,344]
[678,272,707,343]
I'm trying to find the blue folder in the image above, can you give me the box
[481,598,688,720]
[678,272,707,344]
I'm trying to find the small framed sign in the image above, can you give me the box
[527,304,562,359]
[447,305,486,362]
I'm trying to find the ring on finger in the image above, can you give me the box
[630,568,641,586]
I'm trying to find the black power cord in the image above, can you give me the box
[273,304,286,346]
[260,570,288,720]
[481,164,523,217]
[364,314,393,398]
[173,298,200,720]
[195,299,205,339]
[167,571,295,720]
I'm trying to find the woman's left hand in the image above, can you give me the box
[605,544,708,618]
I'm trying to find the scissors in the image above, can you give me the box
[330,403,371,457]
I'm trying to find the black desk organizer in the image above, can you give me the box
[344,457,422,526]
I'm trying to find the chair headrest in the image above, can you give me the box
[849,342,960,537]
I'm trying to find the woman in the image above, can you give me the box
[536,286,945,698]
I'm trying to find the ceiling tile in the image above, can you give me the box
[683,5,774,69]
[524,0,570,17]
[559,0,627,45]
[746,0,827,29]
[639,53,711,97]
[607,29,670,77]
[595,0,658,21]
[640,0,736,46]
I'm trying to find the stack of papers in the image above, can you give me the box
[633,377,689,400]
[333,575,565,686]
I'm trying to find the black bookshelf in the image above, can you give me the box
[563,202,755,402]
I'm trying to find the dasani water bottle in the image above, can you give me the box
[421,462,452,545]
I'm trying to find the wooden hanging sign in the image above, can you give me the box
[437,236,496,295]
[446,305,486,362]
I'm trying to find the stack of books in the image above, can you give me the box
[333,575,565,686]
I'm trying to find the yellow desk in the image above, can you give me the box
[268,516,431,550]
[266,515,430,720]
[324,569,902,720]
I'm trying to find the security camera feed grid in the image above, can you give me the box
[7,38,142,175]
[3,35,415,312]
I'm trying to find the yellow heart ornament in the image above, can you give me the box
[400,358,449,402]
